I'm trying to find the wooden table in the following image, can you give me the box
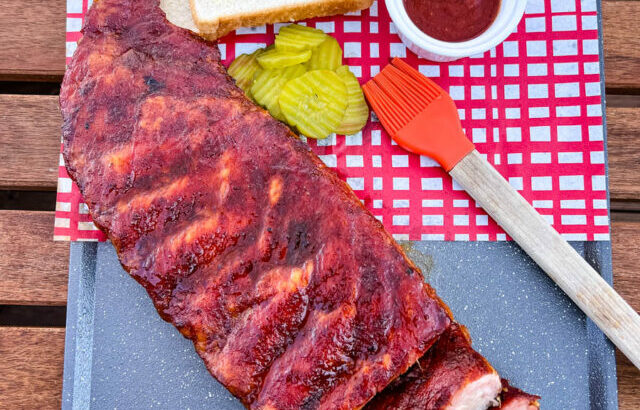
[0,0,638,408]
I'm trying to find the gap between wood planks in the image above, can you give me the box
[0,305,66,327]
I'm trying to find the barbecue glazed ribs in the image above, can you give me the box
[499,380,540,410]
[366,324,540,410]
[366,324,503,410]
[60,0,452,407]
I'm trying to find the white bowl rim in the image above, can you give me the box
[386,0,528,58]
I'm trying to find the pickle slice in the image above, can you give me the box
[279,70,348,139]
[227,48,264,97]
[307,36,343,71]
[275,24,328,52]
[257,48,312,70]
[334,66,369,135]
[251,64,307,121]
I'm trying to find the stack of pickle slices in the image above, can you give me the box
[228,24,369,139]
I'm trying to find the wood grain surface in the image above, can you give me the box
[0,95,61,190]
[0,210,69,305]
[1,96,638,201]
[612,218,640,409]
[612,217,640,317]
[0,0,638,88]
[0,0,66,81]
[617,350,640,410]
[607,108,640,202]
[1,332,635,410]
[602,1,640,90]
[0,214,635,310]
[0,327,65,409]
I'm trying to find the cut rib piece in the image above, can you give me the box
[60,0,451,408]
[366,325,541,410]
[365,323,503,410]
[497,380,540,410]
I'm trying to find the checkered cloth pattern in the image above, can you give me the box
[55,0,609,241]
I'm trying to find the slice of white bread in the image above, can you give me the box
[190,0,374,39]
[160,0,200,33]
[160,0,220,40]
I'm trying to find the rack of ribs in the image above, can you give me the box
[60,0,538,408]
[60,0,452,408]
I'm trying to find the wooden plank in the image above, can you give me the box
[608,107,640,202]
[611,218,640,316]
[0,0,66,81]
[2,95,639,201]
[617,350,640,410]
[0,327,634,409]
[0,210,68,305]
[602,1,640,90]
[0,94,61,190]
[0,327,65,410]
[612,218,640,409]
[0,0,638,88]
[3,326,630,408]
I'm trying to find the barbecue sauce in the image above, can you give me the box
[403,0,501,43]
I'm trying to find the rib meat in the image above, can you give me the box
[367,325,541,410]
[365,323,503,410]
[498,380,540,410]
[60,0,452,408]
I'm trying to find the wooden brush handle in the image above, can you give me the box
[450,150,640,370]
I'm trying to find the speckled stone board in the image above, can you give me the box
[62,240,618,409]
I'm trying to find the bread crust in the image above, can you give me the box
[190,0,375,39]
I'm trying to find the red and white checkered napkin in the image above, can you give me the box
[55,0,610,242]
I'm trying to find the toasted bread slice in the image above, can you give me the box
[160,0,200,33]
[190,0,374,39]
[161,0,219,40]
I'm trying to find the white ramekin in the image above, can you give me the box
[386,0,528,62]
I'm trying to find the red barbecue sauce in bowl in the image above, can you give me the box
[403,0,501,43]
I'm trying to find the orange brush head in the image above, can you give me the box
[363,58,475,172]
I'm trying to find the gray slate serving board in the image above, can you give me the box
[62,240,618,409]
